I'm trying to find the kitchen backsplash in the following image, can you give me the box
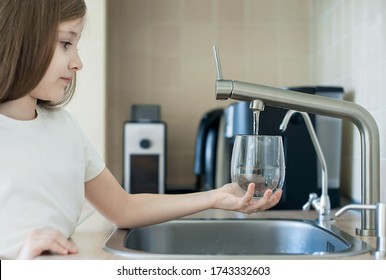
[312,0,386,202]
[106,0,311,188]
[106,0,386,202]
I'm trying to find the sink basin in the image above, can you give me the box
[104,219,372,259]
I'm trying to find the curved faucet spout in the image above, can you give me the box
[280,110,331,221]
[212,45,380,236]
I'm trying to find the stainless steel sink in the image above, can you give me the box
[104,219,372,259]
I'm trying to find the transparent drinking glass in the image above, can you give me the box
[231,135,285,198]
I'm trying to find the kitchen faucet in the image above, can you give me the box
[279,110,331,222]
[335,203,386,258]
[212,45,380,236]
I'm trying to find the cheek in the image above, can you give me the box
[29,76,65,101]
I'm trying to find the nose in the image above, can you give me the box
[69,51,83,71]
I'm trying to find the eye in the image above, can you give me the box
[60,41,73,49]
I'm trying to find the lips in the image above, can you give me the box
[61,77,73,84]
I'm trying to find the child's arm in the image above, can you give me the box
[85,168,282,228]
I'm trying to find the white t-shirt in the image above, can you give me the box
[0,106,105,259]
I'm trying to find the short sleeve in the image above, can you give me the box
[65,110,106,182]
[81,131,106,182]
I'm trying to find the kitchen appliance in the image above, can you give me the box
[193,86,344,209]
[193,108,223,190]
[123,105,166,194]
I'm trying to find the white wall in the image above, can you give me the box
[311,0,386,203]
[67,0,106,160]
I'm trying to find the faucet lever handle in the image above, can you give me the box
[212,45,223,80]
[335,203,386,258]
[335,204,377,217]
[302,193,318,211]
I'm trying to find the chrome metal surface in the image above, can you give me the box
[303,193,318,211]
[104,219,371,259]
[280,110,331,221]
[336,203,386,258]
[250,99,265,111]
[212,45,380,236]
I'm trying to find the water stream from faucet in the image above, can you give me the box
[253,110,260,135]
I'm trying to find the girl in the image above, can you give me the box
[0,0,282,260]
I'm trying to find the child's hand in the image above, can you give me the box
[17,228,78,259]
[213,183,282,214]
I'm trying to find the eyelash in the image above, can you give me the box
[61,41,73,49]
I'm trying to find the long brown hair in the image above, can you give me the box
[0,0,87,108]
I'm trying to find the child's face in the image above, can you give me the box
[29,18,84,102]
